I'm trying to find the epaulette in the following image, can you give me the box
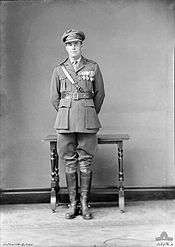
[85,58,96,64]
[55,57,68,66]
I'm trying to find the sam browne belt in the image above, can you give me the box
[61,91,94,100]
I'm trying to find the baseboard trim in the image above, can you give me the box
[0,187,175,204]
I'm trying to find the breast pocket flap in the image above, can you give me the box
[59,75,67,80]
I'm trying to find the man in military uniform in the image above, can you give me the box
[50,29,105,220]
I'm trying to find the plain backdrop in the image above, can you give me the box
[0,0,174,189]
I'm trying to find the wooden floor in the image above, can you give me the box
[1,200,175,247]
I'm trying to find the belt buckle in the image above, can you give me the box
[73,91,79,100]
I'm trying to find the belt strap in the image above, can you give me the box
[61,91,93,100]
[61,65,83,92]
[61,65,76,85]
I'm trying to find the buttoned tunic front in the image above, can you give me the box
[50,56,105,133]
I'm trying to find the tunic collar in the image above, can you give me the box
[69,56,82,65]
[63,56,86,73]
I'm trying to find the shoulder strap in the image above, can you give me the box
[61,65,76,85]
[61,65,84,92]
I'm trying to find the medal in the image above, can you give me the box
[79,70,95,81]
[89,71,95,81]
[82,71,86,80]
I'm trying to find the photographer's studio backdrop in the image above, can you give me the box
[1,0,174,196]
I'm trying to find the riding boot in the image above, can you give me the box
[80,171,92,220]
[65,172,78,219]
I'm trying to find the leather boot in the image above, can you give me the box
[80,171,92,220]
[65,172,78,219]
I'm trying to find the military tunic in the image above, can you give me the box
[50,56,105,133]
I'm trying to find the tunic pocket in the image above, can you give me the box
[86,80,93,91]
[54,99,71,130]
[84,100,102,129]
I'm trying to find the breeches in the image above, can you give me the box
[57,133,97,173]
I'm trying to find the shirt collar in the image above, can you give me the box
[69,56,82,64]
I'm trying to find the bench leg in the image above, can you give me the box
[50,141,59,212]
[118,141,125,213]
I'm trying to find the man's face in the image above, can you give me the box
[65,41,82,59]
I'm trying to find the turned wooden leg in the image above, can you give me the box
[118,141,125,213]
[50,141,58,212]
[55,143,60,203]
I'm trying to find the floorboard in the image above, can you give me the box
[1,200,175,247]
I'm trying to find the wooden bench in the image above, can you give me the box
[43,134,130,213]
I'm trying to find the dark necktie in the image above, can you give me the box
[72,60,78,70]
